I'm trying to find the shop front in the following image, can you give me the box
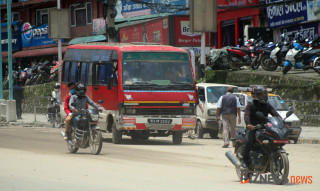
[217,0,261,48]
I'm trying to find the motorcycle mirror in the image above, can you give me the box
[285,111,293,119]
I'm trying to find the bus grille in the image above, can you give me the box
[137,108,183,116]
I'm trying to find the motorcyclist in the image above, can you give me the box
[69,83,102,128]
[52,83,61,103]
[63,82,76,140]
[242,85,281,168]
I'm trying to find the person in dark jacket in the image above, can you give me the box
[13,81,24,119]
[69,83,101,128]
[216,86,241,148]
[242,85,281,168]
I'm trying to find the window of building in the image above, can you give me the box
[70,2,92,27]
[36,9,49,25]
[4,12,20,22]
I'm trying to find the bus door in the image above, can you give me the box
[87,62,118,110]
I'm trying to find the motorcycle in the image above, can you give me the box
[226,111,293,185]
[259,42,276,71]
[35,61,52,84]
[49,61,59,82]
[47,96,62,128]
[282,39,320,74]
[25,65,39,85]
[61,108,103,155]
[227,38,261,70]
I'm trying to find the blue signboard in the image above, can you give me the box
[21,23,63,48]
[280,21,320,40]
[1,22,22,52]
[266,0,308,28]
[115,0,189,20]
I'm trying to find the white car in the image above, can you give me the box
[234,91,302,143]
[196,83,238,138]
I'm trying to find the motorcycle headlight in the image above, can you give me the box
[183,108,194,115]
[90,113,99,121]
[207,109,216,116]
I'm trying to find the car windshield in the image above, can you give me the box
[207,86,238,103]
[268,96,289,111]
[121,52,194,90]
[247,95,289,111]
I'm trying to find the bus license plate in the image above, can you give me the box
[148,119,172,124]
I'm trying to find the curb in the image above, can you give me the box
[298,138,320,144]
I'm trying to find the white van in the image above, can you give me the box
[196,83,238,138]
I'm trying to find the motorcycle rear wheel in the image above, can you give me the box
[270,151,289,185]
[313,59,320,74]
[67,128,79,153]
[89,130,103,155]
[228,56,241,70]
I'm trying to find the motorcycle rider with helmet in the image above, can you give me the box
[242,85,281,168]
[69,83,102,128]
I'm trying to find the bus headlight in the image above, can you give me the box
[207,109,216,116]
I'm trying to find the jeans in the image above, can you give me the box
[73,115,81,129]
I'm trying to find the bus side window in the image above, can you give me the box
[70,62,79,82]
[98,64,113,85]
[88,63,94,85]
[62,61,70,83]
[80,62,88,83]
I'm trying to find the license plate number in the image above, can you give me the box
[148,119,172,124]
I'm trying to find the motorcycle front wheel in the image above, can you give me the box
[270,151,289,185]
[260,54,270,71]
[67,128,79,153]
[251,56,260,70]
[89,130,103,155]
[282,66,292,74]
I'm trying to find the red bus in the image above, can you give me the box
[61,43,197,144]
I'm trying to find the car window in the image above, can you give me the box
[207,86,229,103]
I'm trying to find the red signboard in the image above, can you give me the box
[119,17,169,45]
[217,0,259,6]
[174,16,210,47]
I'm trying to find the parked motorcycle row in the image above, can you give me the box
[2,60,59,88]
[209,33,320,75]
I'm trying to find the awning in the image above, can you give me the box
[68,35,107,45]
[12,46,68,58]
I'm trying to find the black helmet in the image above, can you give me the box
[54,83,60,90]
[75,83,86,97]
[252,86,268,104]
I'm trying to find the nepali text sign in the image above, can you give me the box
[266,0,308,28]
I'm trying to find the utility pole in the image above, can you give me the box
[57,0,62,85]
[7,0,13,100]
[0,7,3,99]
[103,0,116,42]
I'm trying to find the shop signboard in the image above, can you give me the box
[21,23,63,48]
[119,17,169,44]
[1,22,22,52]
[174,16,210,46]
[280,21,320,41]
[217,0,259,12]
[115,0,189,20]
[266,0,308,28]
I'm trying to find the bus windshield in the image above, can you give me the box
[122,52,193,90]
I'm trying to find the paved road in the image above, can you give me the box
[0,126,319,191]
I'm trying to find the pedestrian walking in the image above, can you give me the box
[215,86,241,148]
[13,81,24,119]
